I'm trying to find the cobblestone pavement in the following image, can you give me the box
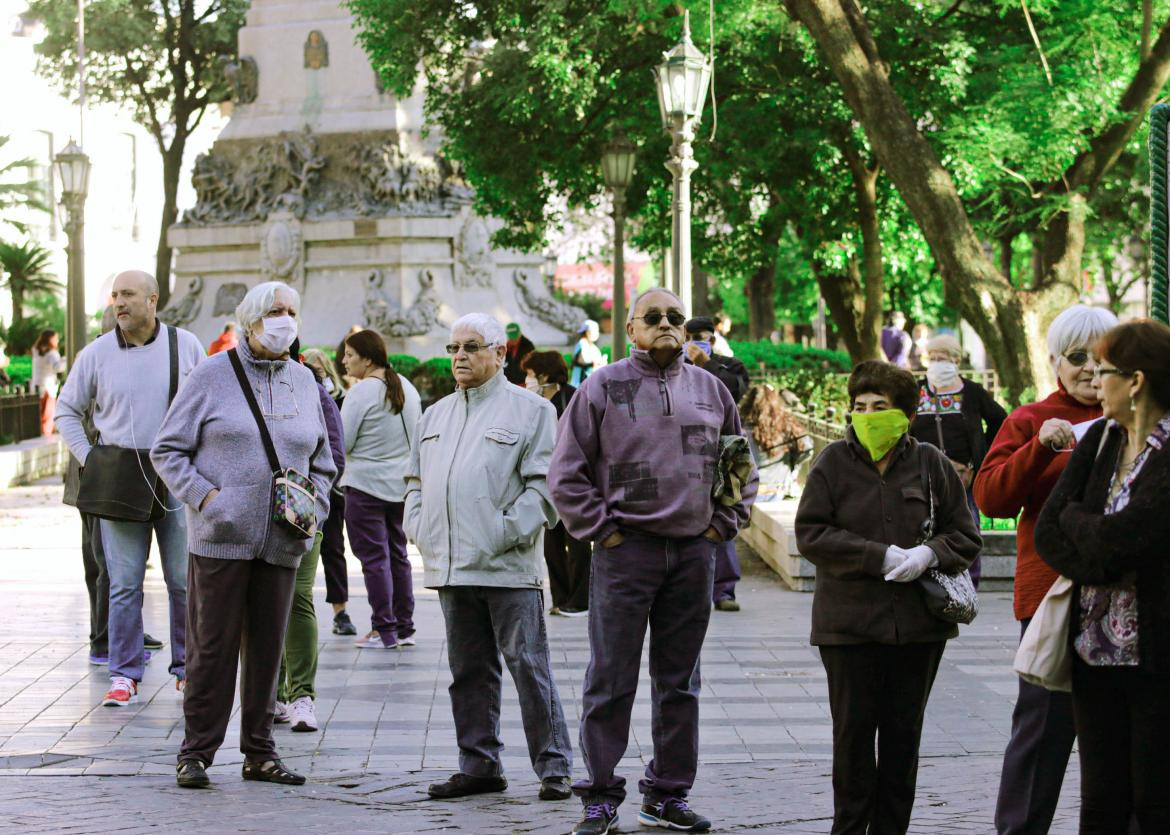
[0,479,1079,833]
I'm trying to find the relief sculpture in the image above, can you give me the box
[363,269,442,338]
[512,269,587,335]
[158,276,204,328]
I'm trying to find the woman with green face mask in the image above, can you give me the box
[795,360,982,834]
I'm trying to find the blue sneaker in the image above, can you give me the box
[637,797,711,831]
[572,802,619,835]
[88,653,109,666]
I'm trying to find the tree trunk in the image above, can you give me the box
[10,286,23,329]
[155,135,187,309]
[815,259,866,362]
[842,144,883,362]
[747,263,776,340]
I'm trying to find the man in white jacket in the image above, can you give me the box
[404,312,572,803]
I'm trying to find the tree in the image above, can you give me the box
[0,135,48,235]
[27,0,246,306]
[0,240,62,329]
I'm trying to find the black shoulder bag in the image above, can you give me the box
[916,446,979,624]
[227,348,318,540]
[75,326,178,522]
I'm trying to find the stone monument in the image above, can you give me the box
[166,0,584,353]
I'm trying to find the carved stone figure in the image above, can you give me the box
[159,276,205,328]
[304,31,328,69]
[457,214,494,288]
[364,269,442,338]
[221,56,258,104]
[213,282,248,317]
[260,204,305,287]
[513,269,587,334]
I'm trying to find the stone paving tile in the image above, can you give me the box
[0,478,1081,831]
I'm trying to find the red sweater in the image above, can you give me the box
[973,388,1101,620]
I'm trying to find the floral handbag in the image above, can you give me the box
[229,349,318,539]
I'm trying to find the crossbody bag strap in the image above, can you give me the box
[918,446,936,540]
[227,348,282,474]
[167,325,179,406]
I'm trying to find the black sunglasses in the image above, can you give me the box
[1063,350,1093,367]
[634,311,687,326]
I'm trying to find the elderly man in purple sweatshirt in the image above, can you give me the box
[550,287,758,835]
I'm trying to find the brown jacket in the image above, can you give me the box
[795,429,982,646]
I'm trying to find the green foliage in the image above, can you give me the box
[2,316,53,356]
[387,354,421,376]
[0,239,60,327]
[729,340,851,373]
[5,355,31,387]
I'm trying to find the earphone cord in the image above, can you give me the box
[122,336,184,514]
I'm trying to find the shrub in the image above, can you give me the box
[387,354,420,375]
[728,340,851,373]
[6,355,30,387]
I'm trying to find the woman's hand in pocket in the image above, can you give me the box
[199,488,220,512]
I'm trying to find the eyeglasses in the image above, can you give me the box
[1092,367,1133,380]
[445,341,495,355]
[634,311,687,326]
[1063,350,1093,367]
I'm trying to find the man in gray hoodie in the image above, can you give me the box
[549,288,758,835]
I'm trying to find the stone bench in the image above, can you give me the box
[741,498,1017,592]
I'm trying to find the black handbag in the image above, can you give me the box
[75,326,178,522]
[916,447,979,625]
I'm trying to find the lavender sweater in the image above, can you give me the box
[549,349,757,543]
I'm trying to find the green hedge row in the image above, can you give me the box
[4,356,30,387]
[727,340,851,372]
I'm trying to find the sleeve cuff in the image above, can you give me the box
[863,541,888,577]
[185,476,217,512]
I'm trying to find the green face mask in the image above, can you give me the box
[850,408,909,462]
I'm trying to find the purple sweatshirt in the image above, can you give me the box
[549,348,757,543]
[317,383,345,481]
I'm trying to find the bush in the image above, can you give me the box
[2,317,50,356]
[6,355,30,387]
[387,354,420,376]
[728,340,851,373]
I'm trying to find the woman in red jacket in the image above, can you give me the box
[973,304,1118,835]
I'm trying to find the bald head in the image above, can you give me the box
[112,270,159,297]
[110,270,160,342]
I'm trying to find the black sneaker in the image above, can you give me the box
[427,772,507,799]
[332,611,357,636]
[638,797,710,831]
[176,759,210,789]
[539,776,572,800]
[713,599,741,612]
[572,802,619,834]
[143,633,165,650]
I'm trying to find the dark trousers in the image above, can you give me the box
[80,511,109,656]
[437,586,572,779]
[575,532,716,806]
[1072,657,1170,833]
[994,618,1076,835]
[178,555,296,767]
[344,488,414,642]
[543,521,591,611]
[819,640,946,835]
[320,492,348,605]
[712,539,740,602]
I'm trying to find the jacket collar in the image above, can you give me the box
[237,332,289,372]
[461,368,506,402]
[628,347,684,378]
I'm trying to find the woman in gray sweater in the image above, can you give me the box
[151,281,336,790]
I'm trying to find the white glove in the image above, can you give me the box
[881,545,907,575]
[884,544,938,583]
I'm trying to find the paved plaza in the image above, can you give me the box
[0,478,1079,833]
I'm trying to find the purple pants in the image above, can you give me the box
[575,531,716,807]
[343,487,414,645]
[712,539,740,602]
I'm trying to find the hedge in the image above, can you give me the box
[5,356,31,388]
[727,340,851,372]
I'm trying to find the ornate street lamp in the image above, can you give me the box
[653,9,711,316]
[602,133,636,360]
[55,140,91,367]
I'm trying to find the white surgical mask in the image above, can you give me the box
[926,361,960,390]
[322,378,335,393]
[257,315,298,354]
[525,376,541,393]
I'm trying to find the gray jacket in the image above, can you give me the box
[150,338,336,568]
[404,370,558,589]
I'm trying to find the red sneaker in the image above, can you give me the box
[102,676,138,707]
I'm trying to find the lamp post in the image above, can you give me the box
[653,9,711,316]
[55,140,91,367]
[602,133,636,360]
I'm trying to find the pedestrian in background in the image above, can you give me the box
[32,329,66,436]
[207,322,237,355]
[910,334,1006,586]
[570,318,606,386]
[504,321,536,386]
[908,323,931,372]
[406,313,572,803]
[796,360,981,835]
[712,312,735,357]
[521,349,589,616]
[1034,319,1170,833]
[974,303,1119,835]
[881,311,912,368]
[152,280,335,789]
[340,328,421,649]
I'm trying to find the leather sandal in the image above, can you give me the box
[241,758,306,785]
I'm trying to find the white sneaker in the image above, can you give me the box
[289,697,318,732]
[355,633,397,649]
[274,700,291,724]
[397,634,416,647]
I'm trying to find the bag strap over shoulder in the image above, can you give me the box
[167,325,178,406]
[918,444,937,541]
[227,348,282,475]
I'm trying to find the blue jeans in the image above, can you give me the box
[100,511,188,681]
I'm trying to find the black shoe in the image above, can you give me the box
[638,797,711,831]
[143,633,164,650]
[713,599,741,612]
[572,801,619,834]
[332,611,357,636]
[241,758,306,785]
[539,776,572,800]
[176,759,210,789]
[427,772,507,799]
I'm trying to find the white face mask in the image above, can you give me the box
[322,378,335,393]
[256,315,298,354]
[525,376,541,393]
[926,361,960,389]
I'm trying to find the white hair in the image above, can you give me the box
[235,281,301,334]
[1046,304,1119,363]
[627,287,685,322]
[450,312,507,346]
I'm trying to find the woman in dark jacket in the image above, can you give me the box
[1035,319,1170,834]
[521,350,589,615]
[910,333,1007,585]
[796,360,981,835]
